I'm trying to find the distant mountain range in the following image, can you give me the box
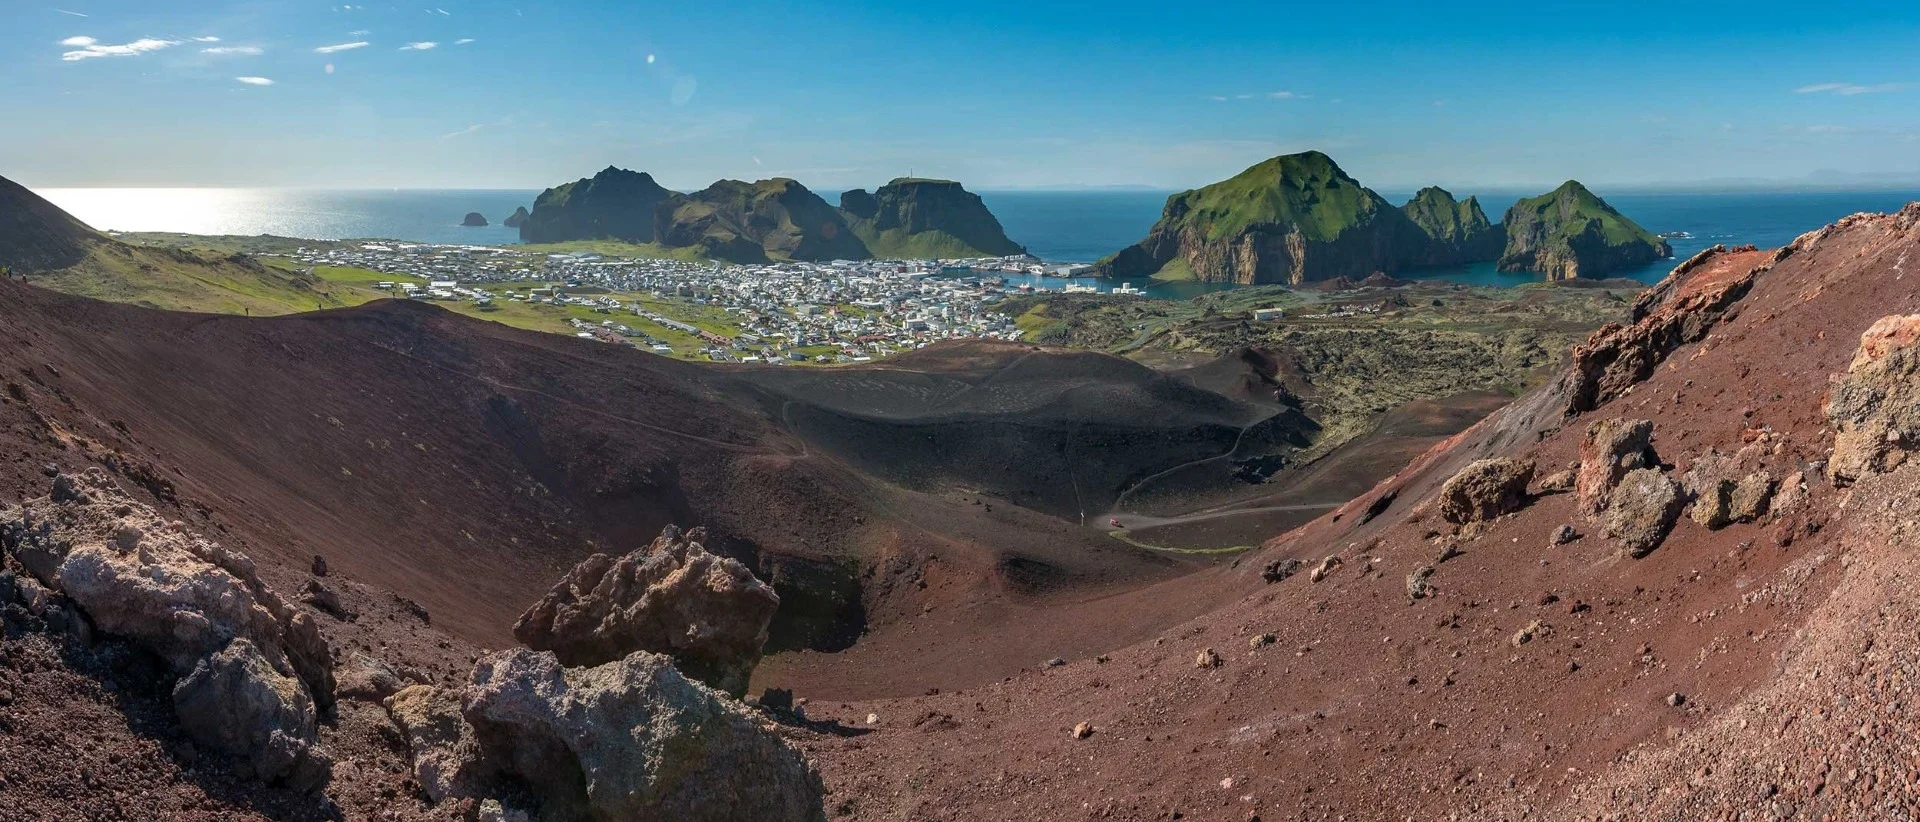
[518,167,1025,263]
[1095,151,1670,283]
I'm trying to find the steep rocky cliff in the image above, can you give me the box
[1497,181,1671,279]
[656,178,869,263]
[839,178,1025,259]
[1095,151,1419,284]
[517,166,677,244]
[1400,186,1505,266]
[502,206,530,229]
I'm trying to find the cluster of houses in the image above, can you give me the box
[283,243,1096,364]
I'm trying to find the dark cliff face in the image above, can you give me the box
[0,174,99,272]
[1400,188,1506,267]
[1095,151,1437,285]
[1497,181,1672,280]
[840,179,1025,259]
[518,167,676,244]
[502,206,530,229]
[657,179,869,263]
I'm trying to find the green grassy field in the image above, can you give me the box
[32,241,380,315]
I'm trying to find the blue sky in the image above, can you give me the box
[4,0,1919,191]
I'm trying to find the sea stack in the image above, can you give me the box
[461,212,488,227]
[1497,181,1671,280]
[502,206,530,229]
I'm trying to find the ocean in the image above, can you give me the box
[33,185,1920,292]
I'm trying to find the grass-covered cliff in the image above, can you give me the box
[1497,181,1672,279]
[840,178,1025,259]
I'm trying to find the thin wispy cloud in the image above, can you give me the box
[441,123,485,139]
[55,8,88,17]
[314,41,369,54]
[454,38,475,45]
[192,36,220,42]
[61,37,181,62]
[429,7,450,15]
[203,46,263,56]
[400,41,438,50]
[1208,90,1310,102]
[235,76,274,86]
[1796,82,1907,96]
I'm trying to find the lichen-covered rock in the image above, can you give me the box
[1604,468,1685,558]
[385,685,492,803]
[0,470,336,788]
[1437,458,1535,524]
[1826,314,1920,485]
[173,639,332,791]
[1577,419,1655,517]
[464,649,827,822]
[513,525,779,697]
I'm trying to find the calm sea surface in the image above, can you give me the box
[34,186,1920,294]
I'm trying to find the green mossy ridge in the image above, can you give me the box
[1168,151,1390,244]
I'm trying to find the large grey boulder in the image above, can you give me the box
[1437,458,1535,525]
[0,470,335,789]
[513,525,779,697]
[385,684,493,803]
[1827,314,1920,485]
[174,639,332,791]
[464,649,827,822]
[1604,468,1685,558]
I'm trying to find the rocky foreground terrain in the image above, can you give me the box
[3,201,1920,821]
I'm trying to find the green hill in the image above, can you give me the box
[657,178,869,264]
[1094,151,1422,284]
[1497,181,1671,279]
[518,167,676,245]
[1400,187,1505,267]
[839,178,1025,259]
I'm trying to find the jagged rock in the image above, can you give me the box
[1194,648,1223,669]
[1437,458,1535,524]
[339,653,407,702]
[385,685,493,803]
[1406,565,1436,600]
[301,578,351,619]
[0,469,336,781]
[1730,472,1775,522]
[1559,246,1769,415]
[1261,557,1302,583]
[464,649,827,822]
[1511,619,1549,646]
[1309,555,1342,583]
[1826,314,1920,485]
[173,639,332,791]
[1536,464,1578,494]
[1604,468,1684,558]
[513,525,780,697]
[1550,524,1580,546]
[479,800,531,822]
[1577,419,1655,516]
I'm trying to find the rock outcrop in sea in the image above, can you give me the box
[1095,151,1668,284]
[502,206,530,229]
[461,212,489,227]
[1497,181,1671,279]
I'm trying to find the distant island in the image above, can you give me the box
[461,212,488,227]
[1096,150,1670,283]
[517,166,1026,264]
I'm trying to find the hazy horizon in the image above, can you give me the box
[6,1,1920,192]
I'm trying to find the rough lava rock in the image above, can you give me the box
[1603,468,1685,558]
[0,469,335,788]
[1437,457,1535,524]
[1826,314,1920,485]
[464,649,828,822]
[513,525,779,697]
[1576,418,1655,517]
[385,684,493,803]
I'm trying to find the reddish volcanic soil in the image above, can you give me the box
[7,203,1920,821]
[783,210,1920,820]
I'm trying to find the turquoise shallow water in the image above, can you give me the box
[32,185,1920,289]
